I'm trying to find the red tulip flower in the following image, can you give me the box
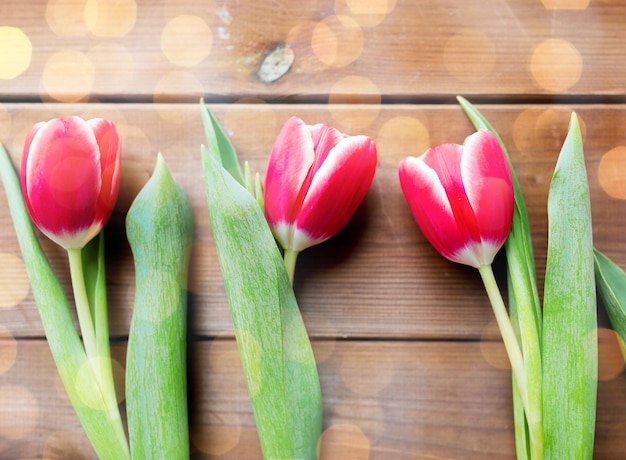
[21,116,121,249]
[264,116,377,280]
[398,129,514,268]
[399,129,528,437]
[16,116,125,456]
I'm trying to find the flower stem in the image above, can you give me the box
[480,264,543,459]
[67,247,98,361]
[283,248,299,285]
[478,264,528,414]
[68,247,130,459]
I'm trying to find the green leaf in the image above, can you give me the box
[594,249,626,357]
[80,233,112,363]
[200,98,245,185]
[202,145,322,459]
[125,154,194,460]
[457,96,543,458]
[0,144,130,460]
[542,114,597,459]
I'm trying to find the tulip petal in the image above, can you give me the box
[461,130,512,208]
[23,117,101,246]
[20,121,45,224]
[461,130,514,247]
[307,123,345,169]
[264,116,315,247]
[421,144,483,249]
[293,135,377,251]
[87,118,121,224]
[399,155,470,264]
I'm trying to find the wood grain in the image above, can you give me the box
[2,0,626,457]
[1,1,625,101]
[1,339,625,459]
[2,104,626,340]
[2,103,626,456]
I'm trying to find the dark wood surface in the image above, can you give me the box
[1,1,626,458]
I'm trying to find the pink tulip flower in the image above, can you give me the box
[398,129,514,268]
[264,116,378,254]
[21,116,121,249]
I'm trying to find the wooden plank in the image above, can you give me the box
[0,1,625,101]
[1,339,625,459]
[2,103,626,340]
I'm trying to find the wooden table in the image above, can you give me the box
[1,0,626,458]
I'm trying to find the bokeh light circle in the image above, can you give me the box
[328,75,381,132]
[530,39,582,92]
[161,15,213,67]
[335,0,398,27]
[0,27,32,80]
[84,0,137,37]
[598,146,626,200]
[513,108,586,154]
[597,328,625,380]
[377,116,430,159]
[320,423,371,459]
[41,50,95,102]
[0,253,30,309]
[311,15,364,67]
[0,325,17,375]
[46,0,89,37]
[541,0,589,9]
[164,0,216,20]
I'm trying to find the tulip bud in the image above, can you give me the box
[264,116,377,253]
[398,129,514,268]
[20,116,121,249]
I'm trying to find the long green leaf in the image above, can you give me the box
[542,113,596,459]
[200,98,245,185]
[594,249,626,358]
[457,96,542,458]
[202,145,322,459]
[0,144,130,459]
[125,154,193,459]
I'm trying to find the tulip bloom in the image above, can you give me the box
[398,129,513,268]
[264,116,377,279]
[16,116,127,457]
[399,129,528,451]
[21,116,121,249]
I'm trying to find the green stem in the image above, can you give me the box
[283,248,299,285]
[67,247,98,361]
[68,247,129,458]
[478,264,528,414]
[480,263,543,458]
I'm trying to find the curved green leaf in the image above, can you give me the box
[200,99,244,185]
[594,249,626,358]
[125,154,194,459]
[202,145,322,459]
[542,114,596,459]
